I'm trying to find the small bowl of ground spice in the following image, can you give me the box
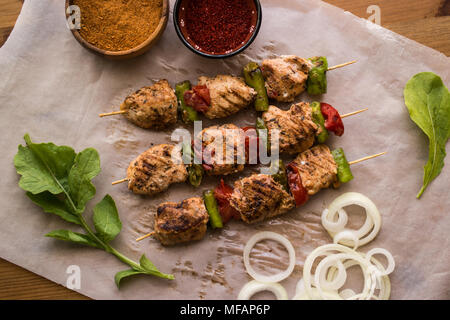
[174,0,262,59]
[66,0,169,59]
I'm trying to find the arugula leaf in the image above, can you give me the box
[139,255,175,280]
[14,135,174,289]
[46,230,101,248]
[68,148,101,212]
[114,269,144,288]
[404,72,450,198]
[27,192,80,225]
[14,134,76,195]
[114,255,175,288]
[93,195,122,243]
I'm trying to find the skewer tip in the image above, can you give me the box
[349,151,387,166]
[136,232,155,242]
[328,60,357,71]
[341,108,369,119]
[99,110,127,118]
[112,178,128,185]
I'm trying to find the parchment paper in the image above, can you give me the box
[0,0,449,300]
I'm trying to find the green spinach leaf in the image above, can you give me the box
[68,148,101,212]
[14,135,174,289]
[114,255,175,288]
[27,192,80,225]
[14,134,76,195]
[139,254,175,280]
[93,194,122,243]
[404,72,450,198]
[46,230,101,248]
[114,269,144,288]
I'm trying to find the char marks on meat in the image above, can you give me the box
[292,144,339,195]
[230,174,295,224]
[263,103,319,155]
[197,123,245,176]
[126,144,188,195]
[198,75,257,119]
[120,79,177,129]
[154,197,209,246]
[262,55,312,102]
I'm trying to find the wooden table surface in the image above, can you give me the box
[0,0,449,300]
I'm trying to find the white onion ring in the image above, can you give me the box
[303,244,377,300]
[321,208,348,232]
[370,256,392,300]
[333,230,360,250]
[325,251,393,300]
[292,292,310,300]
[323,192,382,248]
[340,289,356,299]
[238,280,288,300]
[243,231,295,283]
[332,259,391,300]
[316,256,347,291]
[324,208,375,242]
[295,278,306,296]
[365,248,396,276]
[294,277,341,300]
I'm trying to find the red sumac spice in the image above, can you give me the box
[178,0,257,54]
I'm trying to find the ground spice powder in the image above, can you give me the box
[73,0,163,52]
[179,0,257,54]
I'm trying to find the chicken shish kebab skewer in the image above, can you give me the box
[99,75,257,128]
[257,102,367,155]
[243,56,357,109]
[98,57,355,128]
[111,103,366,193]
[99,80,179,129]
[136,145,386,245]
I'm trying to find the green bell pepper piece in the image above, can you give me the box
[182,142,204,187]
[332,148,354,183]
[310,101,329,144]
[175,80,199,123]
[203,190,223,229]
[270,160,288,191]
[307,56,328,95]
[256,117,270,153]
[243,62,269,112]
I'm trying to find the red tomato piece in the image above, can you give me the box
[214,179,240,223]
[193,85,211,106]
[241,127,259,164]
[184,90,210,113]
[286,163,309,207]
[320,103,345,137]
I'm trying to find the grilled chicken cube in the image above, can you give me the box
[230,174,295,224]
[120,79,177,129]
[197,123,245,176]
[263,103,319,155]
[261,55,312,102]
[198,75,257,119]
[126,144,188,196]
[154,197,209,246]
[292,144,339,195]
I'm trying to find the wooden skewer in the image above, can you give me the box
[111,110,371,187]
[349,152,387,166]
[112,178,128,185]
[100,61,356,120]
[341,108,368,119]
[328,60,357,71]
[133,150,386,242]
[99,110,126,118]
[136,232,155,242]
